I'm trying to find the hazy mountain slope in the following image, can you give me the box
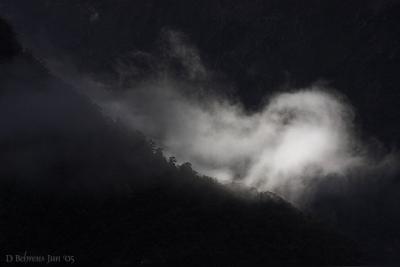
[0,18,361,265]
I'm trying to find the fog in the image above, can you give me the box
[80,30,393,201]
[2,4,400,263]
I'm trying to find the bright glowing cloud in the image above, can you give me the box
[87,30,381,202]
[98,80,365,201]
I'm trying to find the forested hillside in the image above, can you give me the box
[0,17,362,265]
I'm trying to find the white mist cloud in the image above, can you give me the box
[86,30,390,201]
[98,80,364,200]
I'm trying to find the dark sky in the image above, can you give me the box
[2,1,400,264]
[2,0,400,146]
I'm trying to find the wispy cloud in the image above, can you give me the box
[82,30,400,202]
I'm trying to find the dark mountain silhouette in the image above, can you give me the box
[305,169,400,264]
[5,4,399,263]
[0,18,364,265]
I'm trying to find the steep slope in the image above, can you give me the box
[0,18,362,265]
